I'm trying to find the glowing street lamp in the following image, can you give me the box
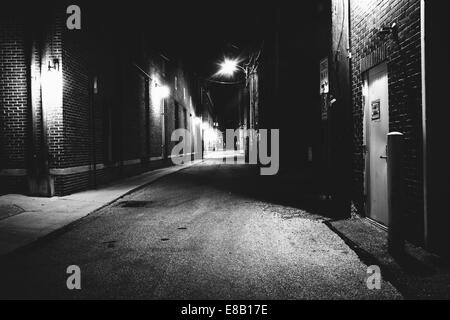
[217,58,247,78]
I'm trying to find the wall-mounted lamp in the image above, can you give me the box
[153,83,170,99]
[48,58,60,71]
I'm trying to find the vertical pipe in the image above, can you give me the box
[420,0,429,249]
[347,0,353,213]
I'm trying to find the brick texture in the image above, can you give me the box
[1,4,209,196]
[0,17,28,170]
[0,15,29,193]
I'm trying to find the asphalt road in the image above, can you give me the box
[0,158,402,299]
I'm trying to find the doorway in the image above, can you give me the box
[365,63,389,226]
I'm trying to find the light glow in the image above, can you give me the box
[194,116,202,126]
[155,85,170,99]
[41,58,63,115]
[217,58,239,77]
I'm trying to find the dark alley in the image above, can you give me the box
[1,0,450,304]
[0,156,401,299]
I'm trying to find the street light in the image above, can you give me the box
[217,57,247,78]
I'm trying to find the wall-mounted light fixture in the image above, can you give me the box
[154,83,170,99]
[48,58,60,71]
[42,56,63,115]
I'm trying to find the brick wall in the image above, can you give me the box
[62,24,90,168]
[49,9,204,195]
[0,3,208,196]
[0,15,29,193]
[350,0,423,243]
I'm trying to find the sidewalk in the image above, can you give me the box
[0,160,203,256]
[327,217,450,299]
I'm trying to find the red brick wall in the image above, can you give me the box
[350,0,424,243]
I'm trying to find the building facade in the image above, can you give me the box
[257,4,320,170]
[0,2,211,196]
[320,0,449,255]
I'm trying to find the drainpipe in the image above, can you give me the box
[420,0,429,249]
[346,0,353,216]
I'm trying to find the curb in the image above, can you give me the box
[324,220,411,299]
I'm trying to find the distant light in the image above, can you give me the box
[217,58,239,77]
[93,76,98,94]
[194,117,202,126]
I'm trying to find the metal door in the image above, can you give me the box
[367,63,389,226]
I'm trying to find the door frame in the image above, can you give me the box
[362,62,390,228]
